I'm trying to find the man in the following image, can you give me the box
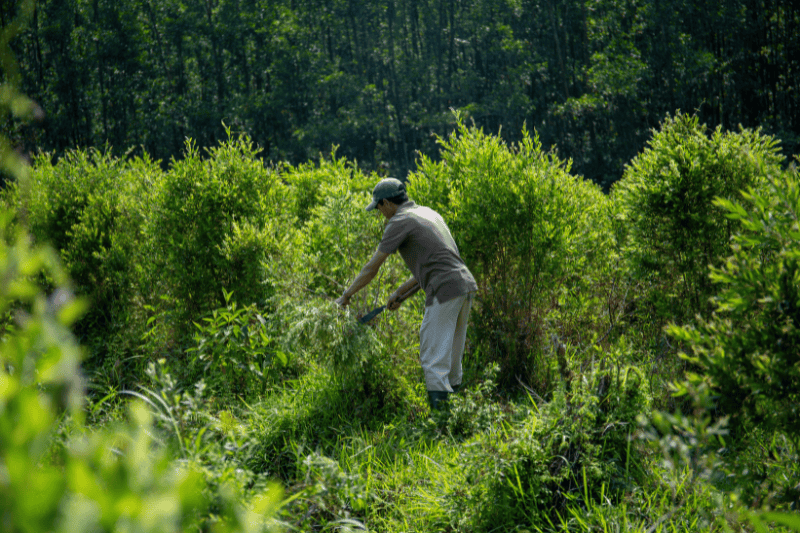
[335,178,478,410]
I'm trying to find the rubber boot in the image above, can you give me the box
[427,390,450,411]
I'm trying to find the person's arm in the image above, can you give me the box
[335,250,390,307]
[387,277,420,311]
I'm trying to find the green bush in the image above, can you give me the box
[284,156,408,305]
[275,297,418,412]
[283,152,374,226]
[280,300,378,375]
[219,218,289,306]
[185,289,290,399]
[145,131,295,327]
[6,149,158,340]
[408,117,613,390]
[299,191,386,299]
[612,112,784,320]
[668,161,800,454]
[0,211,282,533]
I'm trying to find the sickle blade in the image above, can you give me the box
[359,305,386,324]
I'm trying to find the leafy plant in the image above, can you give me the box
[453,343,651,531]
[612,112,784,320]
[186,289,289,398]
[668,161,800,457]
[408,116,614,391]
[299,191,386,299]
[283,151,375,226]
[444,363,508,439]
[146,130,294,327]
[5,148,159,350]
[641,374,800,528]
[0,17,284,524]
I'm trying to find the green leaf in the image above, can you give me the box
[749,514,770,533]
[57,298,89,327]
[759,512,800,531]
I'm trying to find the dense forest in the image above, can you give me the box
[3,0,800,187]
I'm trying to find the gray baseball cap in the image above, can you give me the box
[365,178,406,211]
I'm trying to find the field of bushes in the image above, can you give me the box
[2,113,800,532]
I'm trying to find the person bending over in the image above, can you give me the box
[336,178,478,410]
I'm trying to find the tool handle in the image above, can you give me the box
[393,283,420,305]
[359,284,420,324]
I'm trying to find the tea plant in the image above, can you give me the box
[146,130,294,326]
[300,191,386,299]
[275,297,420,414]
[5,148,160,371]
[283,151,374,226]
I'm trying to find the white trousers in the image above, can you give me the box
[419,292,474,392]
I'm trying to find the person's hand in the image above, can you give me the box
[335,294,351,308]
[387,292,402,311]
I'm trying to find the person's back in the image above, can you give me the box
[380,201,476,307]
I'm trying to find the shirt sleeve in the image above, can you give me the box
[378,217,409,255]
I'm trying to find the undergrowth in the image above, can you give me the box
[5,118,800,533]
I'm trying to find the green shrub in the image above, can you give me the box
[285,157,411,305]
[3,148,163,384]
[276,298,411,408]
[146,131,295,326]
[668,161,800,454]
[0,211,282,533]
[408,116,613,391]
[219,218,289,306]
[299,191,386,298]
[6,149,158,342]
[283,152,374,226]
[283,301,377,374]
[612,112,784,320]
[185,289,290,399]
[453,344,651,531]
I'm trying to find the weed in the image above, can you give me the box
[186,289,291,399]
[451,342,652,531]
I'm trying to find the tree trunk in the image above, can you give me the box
[547,0,568,101]
[205,0,225,104]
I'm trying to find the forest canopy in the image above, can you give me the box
[3,0,799,188]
